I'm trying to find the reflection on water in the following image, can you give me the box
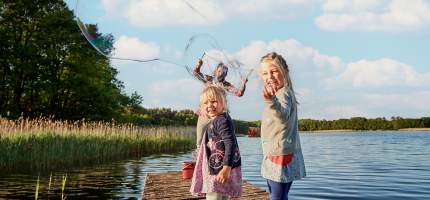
[1,131,430,199]
[0,153,192,200]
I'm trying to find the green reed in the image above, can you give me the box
[34,173,68,200]
[61,174,67,200]
[35,176,40,200]
[0,117,195,172]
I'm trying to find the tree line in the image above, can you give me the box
[231,117,430,133]
[299,117,430,131]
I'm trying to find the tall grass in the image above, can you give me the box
[0,117,195,172]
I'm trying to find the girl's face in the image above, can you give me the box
[260,62,285,91]
[215,67,223,77]
[203,98,224,118]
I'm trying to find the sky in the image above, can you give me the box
[65,0,430,121]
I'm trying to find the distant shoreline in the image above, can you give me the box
[397,128,430,131]
[301,129,354,133]
[301,128,430,133]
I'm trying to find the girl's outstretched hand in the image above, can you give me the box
[196,58,203,66]
[262,84,276,100]
[216,166,232,184]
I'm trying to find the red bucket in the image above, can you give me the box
[182,161,195,179]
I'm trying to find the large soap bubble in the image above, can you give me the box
[71,0,252,89]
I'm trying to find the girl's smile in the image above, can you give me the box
[260,62,285,91]
[204,100,224,118]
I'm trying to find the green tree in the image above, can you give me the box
[0,0,137,120]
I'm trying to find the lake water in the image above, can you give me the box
[1,131,430,199]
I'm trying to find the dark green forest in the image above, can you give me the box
[1,1,429,133]
[235,117,430,132]
[0,0,130,120]
[299,117,430,131]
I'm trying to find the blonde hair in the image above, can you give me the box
[260,52,298,103]
[199,85,227,113]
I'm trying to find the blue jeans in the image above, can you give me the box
[267,179,293,200]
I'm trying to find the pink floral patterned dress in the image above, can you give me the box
[190,133,243,197]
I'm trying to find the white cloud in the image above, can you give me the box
[233,39,430,119]
[101,0,120,15]
[125,0,224,27]
[110,36,186,91]
[146,78,203,110]
[234,0,314,20]
[235,39,343,76]
[101,0,314,27]
[324,58,430,89]
[227,76,263,120]
[365,91,430,110]
[302,90,430,120]
[316,0,430,32]
[322,0,387,13]
[113,35,160,61]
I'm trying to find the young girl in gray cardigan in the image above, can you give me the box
[259,52,306,200]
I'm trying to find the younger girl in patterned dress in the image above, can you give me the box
[190,86,242,200]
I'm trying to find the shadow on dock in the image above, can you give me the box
[142,171,268,199]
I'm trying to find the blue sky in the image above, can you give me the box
[65,0,430,121]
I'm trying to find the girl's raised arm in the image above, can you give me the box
[224,78,248,97]
[193,59,213,83]
[264,87,294,120]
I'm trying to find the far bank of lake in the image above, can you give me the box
[302,128,430,133]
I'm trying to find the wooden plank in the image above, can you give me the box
[142,171,268,200]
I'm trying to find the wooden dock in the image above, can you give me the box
[142,171,268,200]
